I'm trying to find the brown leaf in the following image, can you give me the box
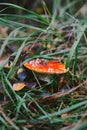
[13,82,37,91]
[13,82,25,91]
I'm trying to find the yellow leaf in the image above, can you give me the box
[13,82,25,91]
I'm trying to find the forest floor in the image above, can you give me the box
[0,1,87,130]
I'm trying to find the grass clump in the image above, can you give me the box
[0,1,87,130]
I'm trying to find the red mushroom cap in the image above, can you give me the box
[24,58,69,74]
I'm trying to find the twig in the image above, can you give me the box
[40,79,87,102]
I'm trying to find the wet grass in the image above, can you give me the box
[0,1,87,130]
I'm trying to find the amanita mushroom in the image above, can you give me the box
[24,58,69,74]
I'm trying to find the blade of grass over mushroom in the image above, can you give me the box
[45,49,70,57]
[22,49,69,67]
[22,48,70,62]
[66,23,87,68]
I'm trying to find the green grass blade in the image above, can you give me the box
[0,3,49,24]
[37,100,87,120]
[66,23,87,68]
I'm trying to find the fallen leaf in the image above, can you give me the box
[13,82,37,91]
[13,82,25,91]
[17,68,26,81]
